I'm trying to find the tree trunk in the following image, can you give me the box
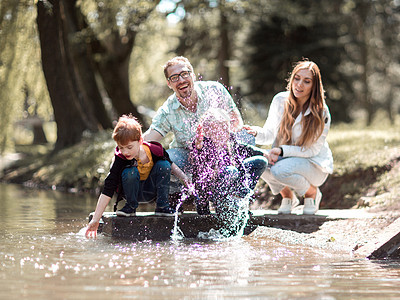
[32,117,48,145]
[97,56,143,124]
[91,31,147,127]
[218,0,231,89]
[60,0,112,130]
[355,1,375,126]
[37,0,92,150]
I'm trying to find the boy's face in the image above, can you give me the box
[118,138,142,160]
[203,121,230,147]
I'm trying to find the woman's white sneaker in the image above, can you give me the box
[278,195,300,214]
[303,188,322,215]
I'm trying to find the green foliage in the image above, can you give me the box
[1,0,399,155]
[0,1,51,153]
[34,131,115,191]
[245,0,352,122]
[129,9,178,113]
[324,113,400,207]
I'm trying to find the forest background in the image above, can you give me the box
[0,0,399,209]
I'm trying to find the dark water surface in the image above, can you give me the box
[0,183,399,299]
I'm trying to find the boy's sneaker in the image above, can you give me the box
[155,206,177,217]
[196,205,211,215]
[116,205,136,217]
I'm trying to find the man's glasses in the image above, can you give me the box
[168,71,191,83]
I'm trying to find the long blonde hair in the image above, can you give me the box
[277,60,326,148]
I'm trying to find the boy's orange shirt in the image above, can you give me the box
[137,144,154,180]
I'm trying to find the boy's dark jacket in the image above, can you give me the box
[102,141,172,199]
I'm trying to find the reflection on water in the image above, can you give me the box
[0,183,399,299]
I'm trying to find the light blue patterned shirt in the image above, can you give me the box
[150,81,240,149]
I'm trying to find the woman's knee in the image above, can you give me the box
[270,163,295,181]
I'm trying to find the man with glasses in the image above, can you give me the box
[143,56,247,203]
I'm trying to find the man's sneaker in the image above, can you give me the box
[155,206,177,217]
[278,194,300,214]
[303,188,322,215]
[116,205,136,217]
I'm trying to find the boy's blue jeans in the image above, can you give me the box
[194,155,267,215]
[121,160,171,209]
[167,130,256,194]
[215,155,268,200]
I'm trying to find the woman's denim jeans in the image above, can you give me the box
[121,160,171,209]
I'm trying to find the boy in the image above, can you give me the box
[86,114,188,238]
[190,108,268,215]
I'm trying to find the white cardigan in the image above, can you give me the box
[254,91,333,174]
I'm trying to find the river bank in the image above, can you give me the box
[1,121,400,257]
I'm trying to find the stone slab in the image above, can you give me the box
[354,217,400,259]
[90,212,256,240]
[89,209,375,241]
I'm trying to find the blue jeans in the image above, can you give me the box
[196,155,267,215]
[121,160,171,209]
[214,155,268,200]
[166,130,256,194]
[166,148,190,194]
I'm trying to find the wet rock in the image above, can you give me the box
[355,217,400,259]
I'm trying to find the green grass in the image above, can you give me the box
[7,130,115,193]
[328,124,400,175]
[326,115,400,209]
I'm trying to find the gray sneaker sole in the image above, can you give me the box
[116,211,136,217]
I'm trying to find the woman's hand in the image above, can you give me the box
[267,147,282,165]
[242,125,258,137]
[85,219,99,239]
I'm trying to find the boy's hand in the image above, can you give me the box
[186,182,197,195]
[85,219,99,239]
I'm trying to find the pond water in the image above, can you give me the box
[0,183,400,299]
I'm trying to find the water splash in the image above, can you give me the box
[198,190,253,241]
[77,226,88,236]
[170,192,188,241]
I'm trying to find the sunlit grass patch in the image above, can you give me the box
[328,124,400,176]
[324,115,400,209]
[34,130,115,191]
